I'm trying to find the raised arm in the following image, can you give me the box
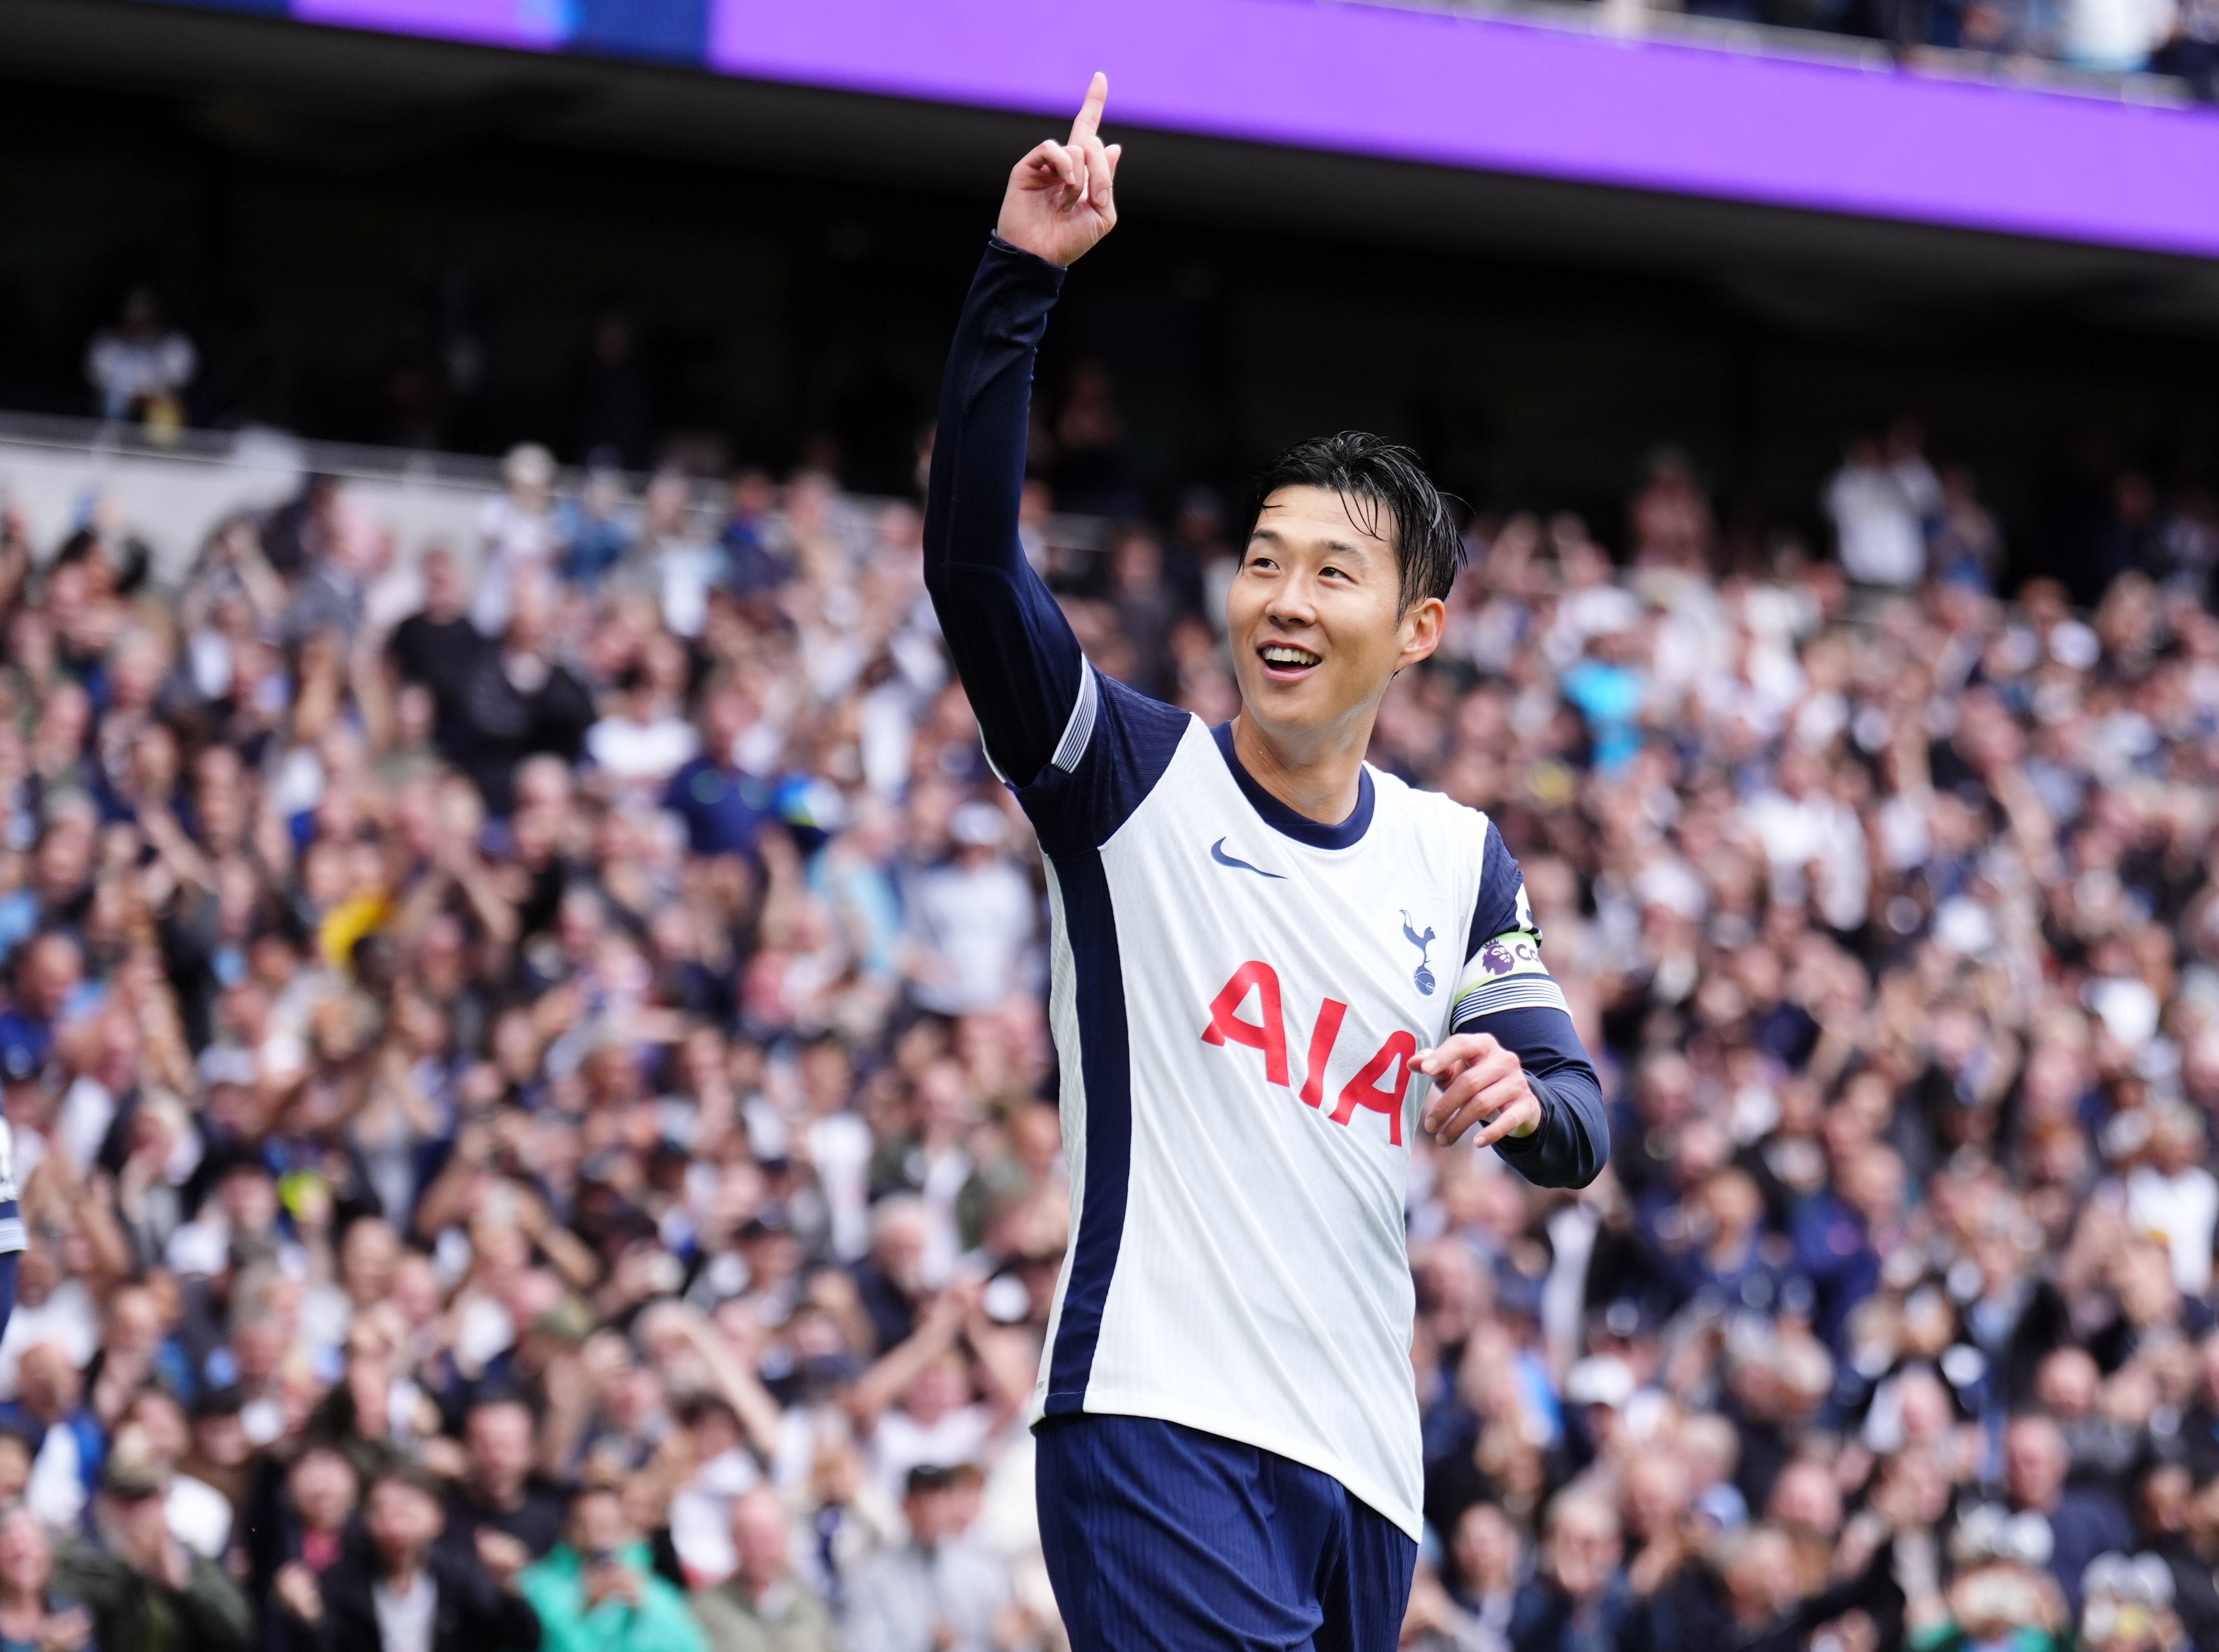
[923,75,1120,788]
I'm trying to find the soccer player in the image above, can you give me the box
[923,76,1608,1651]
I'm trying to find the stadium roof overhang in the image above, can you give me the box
[9,0,2219,331]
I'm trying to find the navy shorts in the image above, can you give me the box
[1035,1414,1418,1652]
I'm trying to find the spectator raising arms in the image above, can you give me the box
[12,176,2219,1652]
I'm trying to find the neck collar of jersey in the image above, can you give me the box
[1212,721,1375,849]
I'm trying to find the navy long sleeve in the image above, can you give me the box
[1456,822,1609,1188]
[1484,1010,1608,1188]
[923,237,1086,788]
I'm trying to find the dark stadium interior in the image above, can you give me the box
[3,0,2219,597]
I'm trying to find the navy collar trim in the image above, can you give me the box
[1211,722,1375,849]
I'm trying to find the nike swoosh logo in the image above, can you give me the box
[1210,838,1285,879]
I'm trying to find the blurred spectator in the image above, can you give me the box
[8,393,2219,1652]
[1824,423,1939,593]
[840,1465,1016,1652]
[0,1505,90,1652]
[434,1397,567,1571]
[473,447,562,639]
[452,580,595,813]
[2005,1412,2134,1614]
[245,1441,359,1639]
[519,1485,702,1652]
[85,290,195,434]
[53,1452,252,1652]
[688,1488,833,1652]
[901,804,1034,1018]
[387,549,489,765]
[274,1464,540,1652]
[1508,1493,1636,1652]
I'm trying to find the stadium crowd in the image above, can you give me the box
[0,418,2213,1652]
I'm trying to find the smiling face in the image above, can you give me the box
[1227,485,1443,755]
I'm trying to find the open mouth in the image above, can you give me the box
[1258,642,1323,681]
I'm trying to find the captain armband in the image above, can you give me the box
[1451,929,1570,1027]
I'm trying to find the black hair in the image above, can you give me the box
[367,1462,447,1503]
[906,1463,959,1496]
[464,1387,540,1424]
[1246,432,1465,611]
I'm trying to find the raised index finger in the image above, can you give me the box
[1069,71,1108,144]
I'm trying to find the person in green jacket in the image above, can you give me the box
[520,1487,704,1652]
[52,1455,253,1652]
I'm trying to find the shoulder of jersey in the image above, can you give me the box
[1377,764,1490,836]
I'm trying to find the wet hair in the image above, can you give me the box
[1246,433,1465,610]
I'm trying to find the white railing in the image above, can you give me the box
[0,412,1117,610]
[0,411,507,591]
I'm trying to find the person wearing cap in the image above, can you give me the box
[51,1447,252,1652]
[839,1465,1015,1652]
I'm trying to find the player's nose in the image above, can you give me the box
[1264,573,1320,628]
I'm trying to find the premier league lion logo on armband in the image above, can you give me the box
[1476,935,1543,978]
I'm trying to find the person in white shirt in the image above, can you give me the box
[585,654,700,795]
[841,1465,1016,1652]
[85,288,195,427]
[2124,1105,2219,1297]
[901,804,1036,1017]
[471,445,562,638]
[1824,429,1940,592]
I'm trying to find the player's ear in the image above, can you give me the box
[1397,594,1446,670]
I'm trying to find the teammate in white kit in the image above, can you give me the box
[923,77,1608,1651]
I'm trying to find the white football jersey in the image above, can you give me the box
[0,1118,20,1254]
[1019,665,1555,1540]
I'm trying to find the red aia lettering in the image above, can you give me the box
[1202,964,1413,1146]
[1299,999,1348,1109]
[1199,960,1290,1087]
[1333,1031,1416,1147]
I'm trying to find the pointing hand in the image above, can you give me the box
[996,73,1122,269]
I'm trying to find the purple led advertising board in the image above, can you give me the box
[147,0,2219,257]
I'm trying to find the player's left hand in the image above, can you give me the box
[997,73,1121,269]
[1413,1033,1542,1148]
